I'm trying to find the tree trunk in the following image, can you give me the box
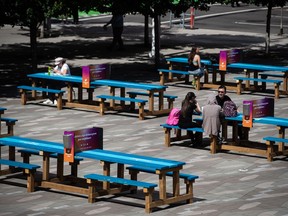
[144,14,149,47]
[265,3,272,54]
[30,22,38,73]
[154,15,160,69]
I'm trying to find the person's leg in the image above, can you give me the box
[114,27,123,49]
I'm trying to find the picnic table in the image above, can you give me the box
[220,114,288,160]
[0,136,197,213]
[162,57,213,88]
[26,73,173,118]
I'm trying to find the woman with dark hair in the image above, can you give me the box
[178,92,202,145]
[188,47,204,88]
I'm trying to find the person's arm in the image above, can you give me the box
[196,54,201,68]
[103,16,113,29]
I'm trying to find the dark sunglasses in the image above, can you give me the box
[218,91,225,93]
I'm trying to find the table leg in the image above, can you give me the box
[67,84,73,102]
[109,87,116,108]
[148,91,155,112]
[57,154,64,181]
[8,146,15,172]
[278,126,285,152]
[31,81,36,98]
[102,161,111,190]
[42,152,50,181]
[117,163,124,178]
[159,72,165,85]
[158,172,167,200]
[172,170,180,196]
[120,88,125,107]
[245,69,251,89]
[158,91,164,111]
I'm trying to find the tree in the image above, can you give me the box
[0,0,76,72]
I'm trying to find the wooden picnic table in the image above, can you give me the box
[165,57,213,85]
[217,63,288,94]
[27,73,172,117]
[0,136,195,213]
[220,114,288,159]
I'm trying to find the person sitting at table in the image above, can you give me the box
[53,57,71,76]
[202,93,223,144]
[188,46,204,89]
[177,92,202,146]
[43,57,71,105]
[216,85,242,141]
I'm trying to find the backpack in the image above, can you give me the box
[166,108,180,125]
[223,100,238,117]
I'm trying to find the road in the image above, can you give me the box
[82,4,287,35]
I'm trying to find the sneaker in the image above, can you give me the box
[54,100,58,105]
[217,137,227,144]
[43,99,53,105]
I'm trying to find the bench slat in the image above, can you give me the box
[17,85,65,94]
[0,117,18,123]
[96,95,147,103]
[263,136,288,144]
[127,91,177,99]
[17,149,83,161]
[160,123,204,133]
[127,166,199,181]
[158,69,189,75]
[0,159,40,170]
[84,173,157,189]
[233,77,282,84]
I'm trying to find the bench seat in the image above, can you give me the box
[84,173,157,213]
[0,117,18,137]
[0,158,40,192]
[17,85,65,110]
[158,69,202,90]
[160,123,204,147]
[263,136,288,162]
[17,149,83,177]
[96,95,148,120]
[233,77,283,98]
[127,91,177,109]
[126,165,198,204]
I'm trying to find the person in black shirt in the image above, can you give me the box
[216,85,231,108]
[178,92,202,146]
[216,85,242,141]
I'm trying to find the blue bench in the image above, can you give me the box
[84,173,157,213]
[158,69,203,90]
[160,123,204,147]
[17,149,83,177]
[126,165,198,203]
[0,158,40,192]
[127,91,177,109]
[0,117,18,137]
[96,95,148,120]
[17,85,66,110]
[233,77,282,98]
[263,136,288,162]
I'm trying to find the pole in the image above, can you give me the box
[190,7,195,29]
[279,7,283,35]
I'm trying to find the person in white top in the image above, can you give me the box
[53,57,71,75]
[43,57,71,105]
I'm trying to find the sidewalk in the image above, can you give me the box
[1,13,288,216]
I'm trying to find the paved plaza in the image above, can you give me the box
[1,11,288,216]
